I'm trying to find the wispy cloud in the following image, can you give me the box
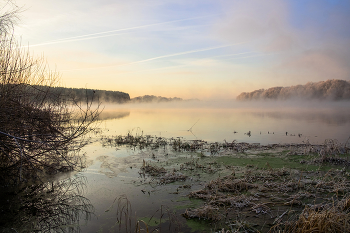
[60,43,245,72]
[25,15,217,48]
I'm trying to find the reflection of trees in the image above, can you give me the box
[249,110,350,125]
[97,111,130,121]
[0,175,93,233]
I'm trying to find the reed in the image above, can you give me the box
[115,195,180,233]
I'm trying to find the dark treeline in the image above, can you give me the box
[237,79,350,101]
[34,86,131,103]
[23,86,184,104]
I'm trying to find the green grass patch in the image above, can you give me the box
[216,156,320,171]
[174,197,204,210]
[281,150,290,155]
[185,219,212,233]
[256,152,276,157]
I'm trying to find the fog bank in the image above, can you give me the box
[237,79,350,101]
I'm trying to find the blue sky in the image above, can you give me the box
[10,0,350,99]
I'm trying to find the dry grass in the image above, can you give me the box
[206,175,256,193]
[140,160,167,177]
[271,196,350,233]
[182,204,221,221]
[159,171,187,184]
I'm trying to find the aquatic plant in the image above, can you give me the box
[114,195,181,233]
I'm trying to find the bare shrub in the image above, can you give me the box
[0,175,93,232]
[0,2,100,185]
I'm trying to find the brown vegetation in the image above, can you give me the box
[0,3,100,185]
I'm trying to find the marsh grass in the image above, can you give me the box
[139,160,188,185]
[271,195,350,233]
[114,195,181,233]
[180,165,350,232]
[101,133,350,232]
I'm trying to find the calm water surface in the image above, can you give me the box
[73,103,350,232]
[97,103,350,145]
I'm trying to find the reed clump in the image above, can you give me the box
[159,171,187,184]
[114,195,181,233]
[273,196,350,233]
[140,161,166,177]
[182,205,221,221]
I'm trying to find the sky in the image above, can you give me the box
[8,0,350,99]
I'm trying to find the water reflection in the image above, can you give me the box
[97,110,130,121]
[95,106,350,145]
[0,175,93,233]
[250,109,350,125]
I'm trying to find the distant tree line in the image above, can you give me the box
[19,87,185,104]
[27,86,131,103]
[131,95,182,103]
[236,79,350,101]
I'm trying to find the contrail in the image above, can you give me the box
[60,43,245,72]
[25,15,217,48]
[107,51,259,75]
[24,32,129,48]
[225,52,278,60]
[208,51,256,59]
[123,44,241,66]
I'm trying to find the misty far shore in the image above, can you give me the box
[13,85,186,104]
[237,79,350,101]
[17,79,350,105]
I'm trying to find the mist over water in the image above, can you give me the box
[96,99,350,145]
[236,80,350,101]
[76,99,350,233]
